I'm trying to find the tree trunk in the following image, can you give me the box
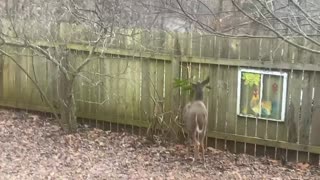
[57,53,77,133]
[58,77,77,133]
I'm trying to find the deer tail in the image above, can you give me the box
[195,115,203,134]
[194,115,202,146]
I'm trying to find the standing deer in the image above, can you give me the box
[183,77,209,162]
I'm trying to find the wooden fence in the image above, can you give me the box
[1,26,320,164]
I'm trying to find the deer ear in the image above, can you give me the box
[201,76,210,86]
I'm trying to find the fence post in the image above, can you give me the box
[172,32,181,109]
[171,32,182,141]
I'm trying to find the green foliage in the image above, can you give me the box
[174,78,212,91]
[242,72,260,87]
[173,78,192,91]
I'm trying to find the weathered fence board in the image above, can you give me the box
[0,53,3,99]
[207,65,218,133]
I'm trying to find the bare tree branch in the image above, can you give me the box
[231,0,320,54]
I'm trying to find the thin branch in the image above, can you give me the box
[256,0,320,47]
[75,36,103,73]
[231,0,320,54]
[289,0,320,26]
[75,98,108,105]
[26,43,71,79]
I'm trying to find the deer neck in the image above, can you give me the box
[194,91,203,101]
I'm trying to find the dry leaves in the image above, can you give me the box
[0,109,319,179]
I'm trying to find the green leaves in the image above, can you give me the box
[174,78,212,91]
[242,72,261,87]
[173,78,192,91]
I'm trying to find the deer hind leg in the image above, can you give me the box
[193,131,200,160]
[186,135,192,158]
[193,142,200,160]
[200,134,205,162]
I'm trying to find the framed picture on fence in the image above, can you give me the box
[237,68,288,122]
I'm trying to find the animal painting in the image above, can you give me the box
[250,83,279,118]
[250,87,272,116]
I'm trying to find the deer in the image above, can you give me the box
[183,77,209,162]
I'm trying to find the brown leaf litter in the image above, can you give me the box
[0,109,319,179]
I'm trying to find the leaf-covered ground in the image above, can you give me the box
[0,109,319,179]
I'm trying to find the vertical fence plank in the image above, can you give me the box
[308,40,320,164]
[201,35,215,58]
[107,55,116,130]
[120,56,131,129]
[13,47,22,106]
[121,56,130,130]
[163,61,172,130]
[219,37,229,59]
[153,59,165,136]
[191,32,201,57]
[275,39,289,160]
[225,67,238,153]
[310,72,320,146]
[190,63,200,81]
[288,70,303,162]
[72,52,82,117]
[171,35,182,131]
[229,39,240,60]
[298,71,313,162]
[156,60,165,111]
[117,58,128,129]
[90,56,99,126]
[214,36,225,150]
[1,46,9,102]
[216,65,228,150]
[240,38,251,60]
[46,53,58,110]
[97,56,106,129]
[134,56,142,130]
[77,52,89,117]
[272,39,287,62]
[207,64,218,136]
[180,62,189,114]
[307,71,319,164]
[248,38,260,60]
[147,59,157,129]
[141,58,151,123]
[28,50,46,107]
[4,47,16,103]
[0,51,3,100]
[18,48,29,107]
[310,71,320,164]
[12,48,25,106]
[129,56,142,129]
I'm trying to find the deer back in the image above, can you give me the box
[183,100,208,134]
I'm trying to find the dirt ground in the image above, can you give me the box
[0,109,319,180]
